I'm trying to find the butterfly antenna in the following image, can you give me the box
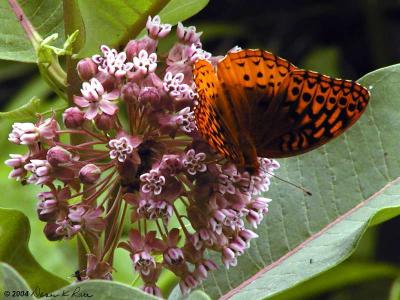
[267,172,312,196]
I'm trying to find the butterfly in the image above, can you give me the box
[193,49,370,174]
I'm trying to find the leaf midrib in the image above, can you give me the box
[220,176,400,299]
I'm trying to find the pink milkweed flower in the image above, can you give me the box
[55,218,81,239]
[119,230,164,276]
[92,45,133,77]
[5,154,28,180]
[77,58,98,81]
[194,259,218,281]
[162,229,184,266]
[109,137,132,162]
[163,72,196,100]
[8,117,58,145]
[74,78,119,120]
[63,107,85,128]
[182,149,207,175]
[37,187,70,222]
[140,169,166,195]
[179,274,199,295]
[24,159,53,185]
[176,22,202,45]
[69,206,105,237]
[85,254,112,280]
[246,197,272,228]
[146,15,172,39]
[132,50,157,76]
[175,107,196,133]
[46,146,72,167]
[141,285,162,298]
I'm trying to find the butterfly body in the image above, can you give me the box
[193,49,370,174]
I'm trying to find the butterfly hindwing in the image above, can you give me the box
[257,70,370,157]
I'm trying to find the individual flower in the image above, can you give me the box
[79,164,101,184]
[146,15,172,39]
[63,107,85,128]
[132,50,157,76]
[77,58,98,80]
[175,107,196,133]
[176,22,202,45]
[119,230,163,276]
[55,218,81,239]
[24,159,52,185]
[8,117,58,145]
[46,146,72,167]
[84,254,112,280]
[5,154,28,180]
[92,45,133,77]
[163,72,195,100]
[109,137,134,163]
[140,169,166,195]
[182,149,207,175]
[74,78,119,120]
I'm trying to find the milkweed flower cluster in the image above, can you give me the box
[5,16,279,297]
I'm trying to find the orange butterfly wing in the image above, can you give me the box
[193,49,370,172]
[193,60,243,163]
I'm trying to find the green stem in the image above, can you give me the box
[63,0,90,271]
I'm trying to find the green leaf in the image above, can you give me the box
[197,64,400,299]
[0,97,41,121]
[0,209,68,293]
[77,0,209,58]
[389,277,400,300]
[0,0,64,63]
[0,263,157,300]
[1,263,35,300]
[169,289,212,300]
[269,262,400,300]
[41,280,159,300]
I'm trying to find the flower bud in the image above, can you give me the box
[79,164,101,184]
[95,113,115,131]
[96,72,116,92]
[138,87,160,106]
[121,82,140,104]
[125,37,157,61]
[77,58,98,81]
[38,117,59,141]
[44,222,63,241]
[46,146,72,167]
[63,107,84,128]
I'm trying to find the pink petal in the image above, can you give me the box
[74,96,89,108]
[85,104,99,120]
[99,100,118,115]
[103,90,120,100]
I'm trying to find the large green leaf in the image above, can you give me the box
[41,280,158,300]
[0,263,157,300]
[194,64,400,299]
[76,0,209,58]
[0,209,68,293]
[1,263,35,300]
[269,262,399,300]
[0,0,64,63]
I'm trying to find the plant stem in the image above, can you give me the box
[63,0,91,271]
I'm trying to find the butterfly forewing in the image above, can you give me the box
[193,60,242,162]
